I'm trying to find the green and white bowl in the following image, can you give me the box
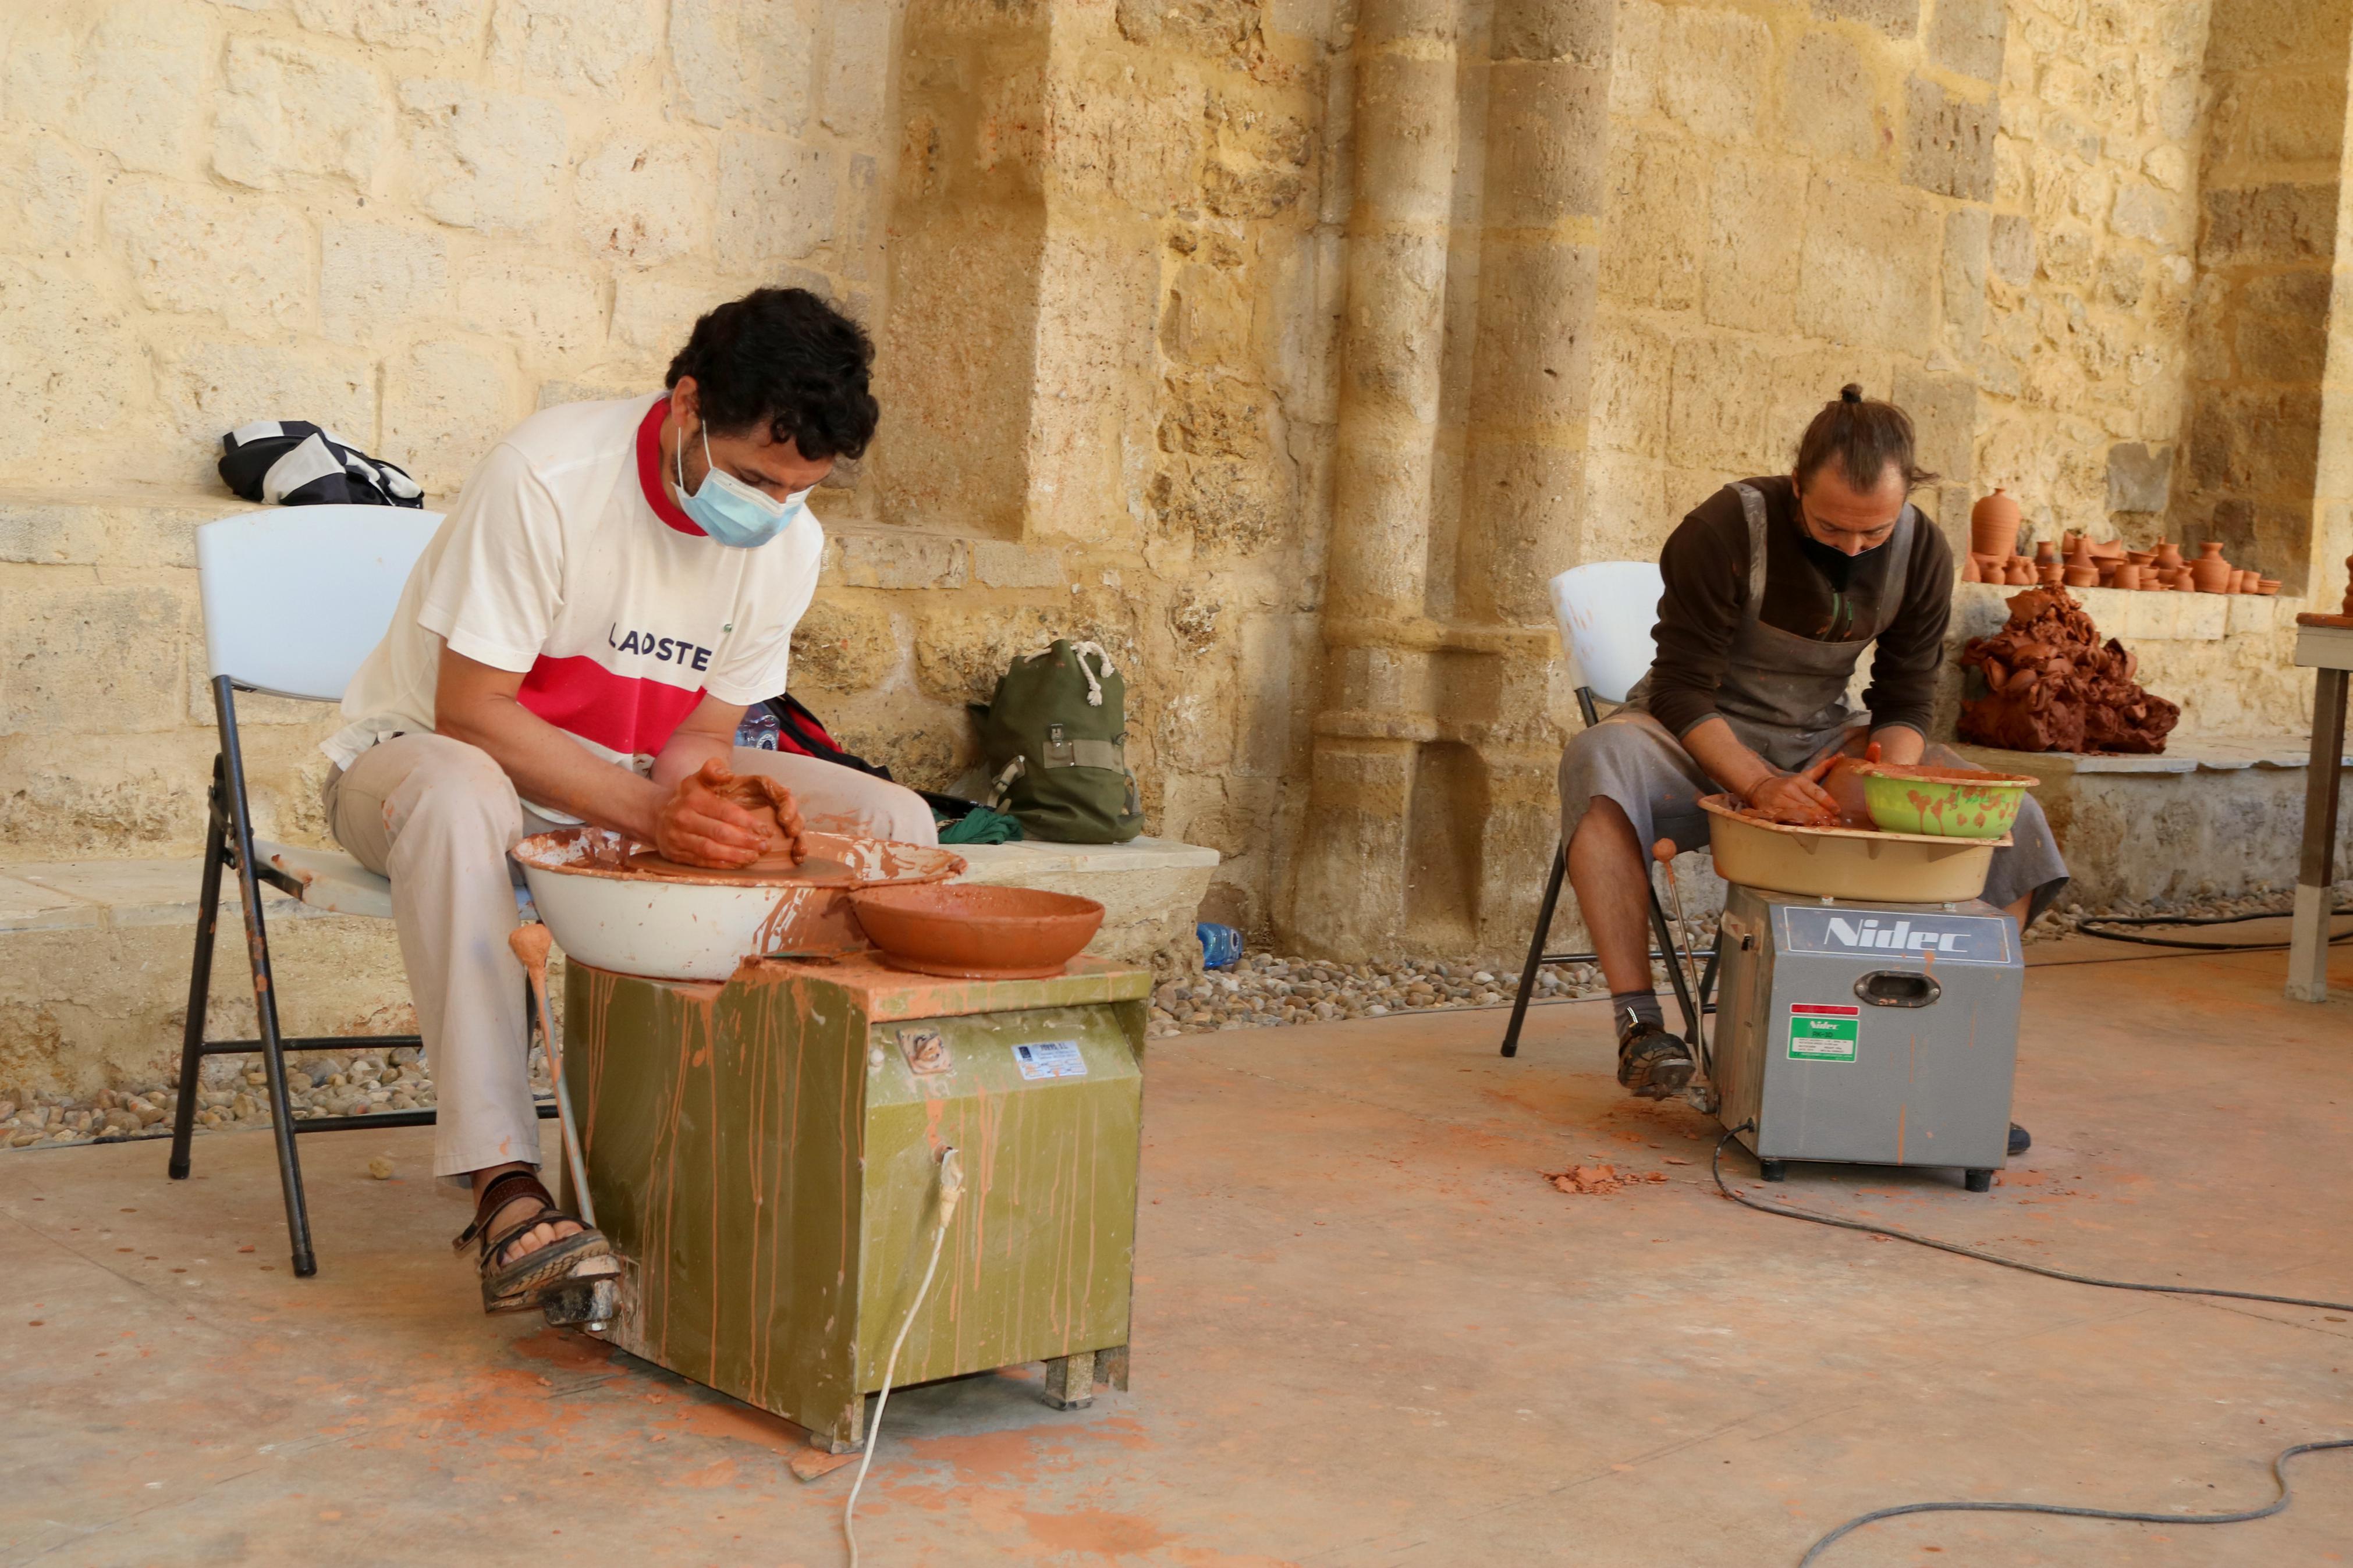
[1855,765,2040,840]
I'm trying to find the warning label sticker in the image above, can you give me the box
[1012,1040,1089,1080]
[1787,1003,1860,1063]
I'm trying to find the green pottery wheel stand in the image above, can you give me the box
[562,952,1150,1453]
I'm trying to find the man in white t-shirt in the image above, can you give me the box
[322,288,933,1314]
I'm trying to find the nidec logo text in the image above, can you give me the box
[1824,916,1965,954]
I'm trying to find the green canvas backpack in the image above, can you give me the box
[975,639,1144,844]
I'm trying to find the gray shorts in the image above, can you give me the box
[1558,709,2071,923]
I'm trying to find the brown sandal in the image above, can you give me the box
[455,1169,611,1313]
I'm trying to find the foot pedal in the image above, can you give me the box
[542,1257,622,1332]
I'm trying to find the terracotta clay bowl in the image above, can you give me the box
[848,883,1106,980]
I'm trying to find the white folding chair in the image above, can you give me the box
[1499,562,1712,1058]
[167,506,546,1277]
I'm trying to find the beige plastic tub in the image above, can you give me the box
[1699,795,2003,904]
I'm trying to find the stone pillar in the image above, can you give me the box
[1453,0,1615,956]
[2167,0,2353,595]
[1287,0,1616,961]
[1285,0,1463,957]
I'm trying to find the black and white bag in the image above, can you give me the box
[218,421,425,508]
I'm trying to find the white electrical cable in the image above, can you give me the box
[844,1146,965,1568]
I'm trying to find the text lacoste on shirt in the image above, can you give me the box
[606,623,716,672]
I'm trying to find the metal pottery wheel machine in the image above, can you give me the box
[1691,798,2024,1192]
[514,830,1149,1452]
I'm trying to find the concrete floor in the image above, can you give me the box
[6,938,2353,1567]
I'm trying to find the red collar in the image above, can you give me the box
[636,396,707,538]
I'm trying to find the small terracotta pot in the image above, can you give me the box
[2127,549,2155,568]
[2155,541,2185,573]
[2111,563,2141,590]
[1960,552,1981,584]
[2034,539,2057,567]
[2235,568,2258,593]
[1971,488,2022,560]
[2007,556,2035,586]
[2169,567,2193,591]
[2096,558,2121,585]
[2190,542,2232,593]
[2063,564,2098,588]
[2091,538,2125,561]
[2259,578,2281,596]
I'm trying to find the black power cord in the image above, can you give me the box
[1797,1439,2353,1567]
[1705,1128,2353,1564]
[2074,901,2353,952]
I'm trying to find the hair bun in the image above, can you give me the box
[1839,383,1864,404]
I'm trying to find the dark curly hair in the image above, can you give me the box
[665,287,879,461]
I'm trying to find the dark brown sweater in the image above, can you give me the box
[1644,477,1953,739]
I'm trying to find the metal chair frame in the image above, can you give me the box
[1498,685,1717,1059]
[166,689,552,1280]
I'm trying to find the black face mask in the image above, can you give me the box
[1798,530,1876,589]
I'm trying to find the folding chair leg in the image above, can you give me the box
[214,678,317,1278]
[166,759,230,1182]
[1648,879,1700,1046]
[1500,843,1567,1058]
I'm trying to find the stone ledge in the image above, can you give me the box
[1951,581,2308,643]
[1950,737,2353,906]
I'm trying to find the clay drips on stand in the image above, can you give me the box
[1958,586,2180,753]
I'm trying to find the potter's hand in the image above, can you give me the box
[654,759,768,869]
[730,771,809,866]
[1744,754,1840,825]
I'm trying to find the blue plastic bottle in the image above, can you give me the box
[1196,922,1242,970]
[735,703,782,750]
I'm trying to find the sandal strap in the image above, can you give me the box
[452,1169,556,1253]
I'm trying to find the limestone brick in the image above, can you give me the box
[1599,131,1702,310]
[970,541,1069,591]
[1703,154,1806,335]
[1659,8,1769,144]
[1891,365,1975,486]
[716,134,836,262]
[1811,0,1918,40]
[1928,0,2005,83]
[1204,97,1315,221]
[1990,211,2035,285]
[1795,174,1938,350]
[1609,0,1664,119]
[1780,31,1881,166]
[1044,72,1206,214]
[160,342,378,486]
[2199,183,2337,267]
[821,1,895,143]
[0,579,190,738]
[1666,335,1772,471]
[2106,441,2172,513]
[214,35,392,192]
[2109,180,2182,247]
[488,0,659,90]
[399,80,570,237]
[1942,206,1989,348]
[0,262,144,475]
[1591,318,1670,458]
[666,0,816,134]
[101,184,314,332]
[382,339,520,493]
[63,3,211,179]
[1904,76,1996,202]
[320,221,450,342]
[576,134,710,266]
[787,595,898,694]
[456,260,605,359]
[611,275,721,353]
[296,0,492,52]
[0,134,93,254]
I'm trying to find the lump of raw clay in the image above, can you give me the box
[1957,586,2179,753]
[714,771,808,866]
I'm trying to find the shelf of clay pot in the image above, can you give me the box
[1950,581,2296,645]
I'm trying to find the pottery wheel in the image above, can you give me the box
[623,849,858,885]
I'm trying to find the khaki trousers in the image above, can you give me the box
[324,734,937,1181]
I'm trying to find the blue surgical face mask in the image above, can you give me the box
[675,419,810,548]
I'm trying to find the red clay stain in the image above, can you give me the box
[661,1395,812,1457]
[902,1426,1053,1484]
[1017,1507,1172,1557]
[669,1457,739,1489]
[509,1327,617,1373]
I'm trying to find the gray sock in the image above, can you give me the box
[1612,991,1665,1036]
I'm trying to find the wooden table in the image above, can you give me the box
[2289,612,2353,1000]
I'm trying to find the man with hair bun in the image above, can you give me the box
[1556,385,2067,1134]
[318,287,936,1313]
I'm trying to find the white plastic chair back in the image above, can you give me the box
[1549,561,1665,704]
[196,506,444,702]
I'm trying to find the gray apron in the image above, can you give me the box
[1625,481,1915,770]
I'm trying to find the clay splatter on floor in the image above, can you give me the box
[1543,1164,1669,1195]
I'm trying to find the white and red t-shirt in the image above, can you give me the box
[324,394,822,807]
